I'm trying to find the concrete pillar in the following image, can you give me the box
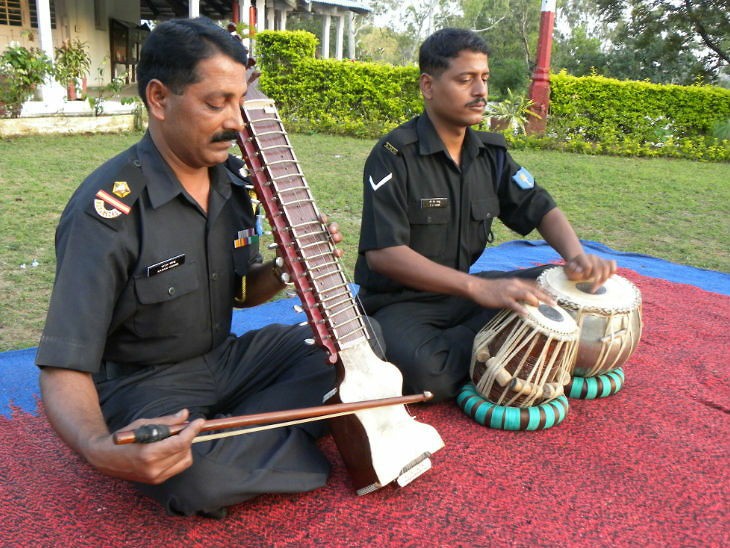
[277,9,287,31]
[189,0,200,18]
[335,14,344,60]
[347,11,355,59]
[238,0,252,50]
[321,14,331,59]
[35,0,65,106]
[266,2,275,30]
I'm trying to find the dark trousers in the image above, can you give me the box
[369,266,551,402]
[95,323,336,516]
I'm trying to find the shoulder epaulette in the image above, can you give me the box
[86,155,145,230]
[477,131,508,148]
[225,154,248,186]
[381,126,418,156]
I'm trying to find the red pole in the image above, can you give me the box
[232,1,239,23]
[527,0,556,135]
[249,0,257,38]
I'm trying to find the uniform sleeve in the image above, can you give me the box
[496,151,557,236]
[35,201,135,373]
[358,142,410,253]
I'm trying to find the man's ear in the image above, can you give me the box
[145,79,169,121]
[419,73,434,101]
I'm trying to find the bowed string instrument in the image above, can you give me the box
[234,72,444,494]
[114,69,444,495]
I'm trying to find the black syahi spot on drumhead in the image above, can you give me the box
[538,304,564,322]
[576,282,607,295]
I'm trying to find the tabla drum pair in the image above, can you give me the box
[457,267,643,430]
[537,267,642,399]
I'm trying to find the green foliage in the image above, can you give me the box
[255,31,729,161]
[0,44,53,118]
[53,39,91,84]
[546,72,730,161]
[256,31,421,138]
[711,119,730,141]
[261,59,421,138]
[488,57,530,99]
[255,30,317,73]
[486,89,540,135]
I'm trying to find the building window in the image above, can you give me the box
[0,0,22,27]
[29,0,56,29]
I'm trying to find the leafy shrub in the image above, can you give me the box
[0,43,53,118]
[254,31,730,162]
[256,31,421,138]
[548,72,730,160]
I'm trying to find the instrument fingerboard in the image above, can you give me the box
[237,96,369,362]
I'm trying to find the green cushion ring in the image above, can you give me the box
[456,383,569,431]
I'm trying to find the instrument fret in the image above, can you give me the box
[241,100,368,355]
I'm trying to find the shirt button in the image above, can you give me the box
[168,287,176,296]
[213,322,220,330]
[211,272,218,281]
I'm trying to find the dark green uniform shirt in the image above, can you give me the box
[355,113,556,304]
[36,132,260,373]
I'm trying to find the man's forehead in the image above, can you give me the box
[441,50,489,74]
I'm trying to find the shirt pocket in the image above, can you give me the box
[468,199,499,261]
[408,201,450,259]
[132,260,200,337]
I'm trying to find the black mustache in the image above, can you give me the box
[466,98,487,107]
[211,130,239,143]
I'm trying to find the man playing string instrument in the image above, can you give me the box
[36,17,345,519]
[355,28,617,402]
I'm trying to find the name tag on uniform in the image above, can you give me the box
[146,254,185,277]
[420,197,448,209]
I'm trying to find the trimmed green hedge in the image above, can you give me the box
[255,31,420,137]
[547,72,730,161]
[254,30,729,161]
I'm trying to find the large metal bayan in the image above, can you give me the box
[537,267,642,378]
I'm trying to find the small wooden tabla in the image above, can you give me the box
[537,267,642,378]
[469,303,578,409]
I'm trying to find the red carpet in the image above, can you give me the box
[1,270,728,547]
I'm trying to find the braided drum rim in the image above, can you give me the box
[456,383,569,431]
[566,368,625,399]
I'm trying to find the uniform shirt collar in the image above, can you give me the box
[136,131,232,210]
[416,112,487,164]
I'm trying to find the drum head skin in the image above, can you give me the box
[522,302,580,338]
[538,267,641,313]
[457,383,569,431]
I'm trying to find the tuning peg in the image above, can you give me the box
[304,338,316,345]
[285,290,297,298]
[293,305,304,313]
[267,243,278,249]
[298,321,308,327]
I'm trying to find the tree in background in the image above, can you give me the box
[283,0,728,87]
[556,0,729,85]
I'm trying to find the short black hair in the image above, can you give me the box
[418,28,490,76]
[137,17,248,107]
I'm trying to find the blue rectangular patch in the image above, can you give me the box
[512,167,535,190]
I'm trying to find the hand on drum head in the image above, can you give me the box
[473,277,555,317]
[564,253,617,292]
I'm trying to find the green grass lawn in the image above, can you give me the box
[1,131,728,351]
